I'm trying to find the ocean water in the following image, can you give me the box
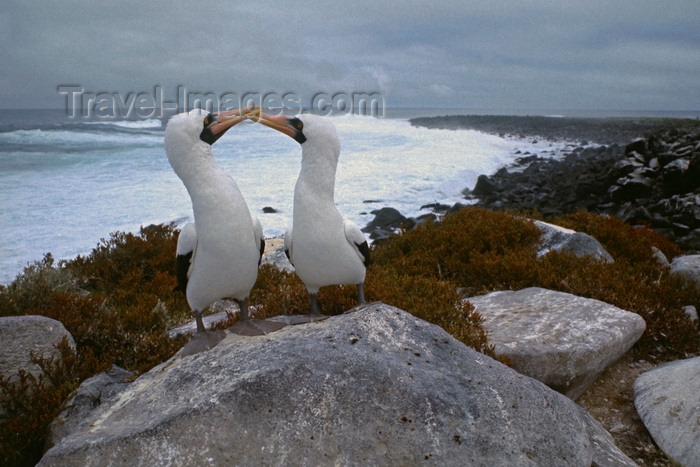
[0,109,582,285]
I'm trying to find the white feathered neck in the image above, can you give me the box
[164,109,219,185]
[296,115,341,201]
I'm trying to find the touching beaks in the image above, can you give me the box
[208,107,253,135]
[199,106,258,145]
[199,106,306,145]
[246,110,306,144]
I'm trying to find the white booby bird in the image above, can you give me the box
[250,112,371,315]
[165,108,264,333]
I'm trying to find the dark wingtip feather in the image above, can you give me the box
[175,252,192,294]
[357,241,372,267]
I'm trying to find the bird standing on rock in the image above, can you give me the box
[165,108,264,335]
[250,112,371,315]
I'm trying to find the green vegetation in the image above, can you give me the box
[1,209,698,465]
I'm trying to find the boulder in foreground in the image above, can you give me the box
[467,287,645,400]
[634,356,700,466]
[0,315,75,419]
[39,303,634,466]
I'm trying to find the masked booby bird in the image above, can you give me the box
[250,112,371,315]
[165,108,264,333]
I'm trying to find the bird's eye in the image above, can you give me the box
[203,116,211,126]
[296,120,303,130]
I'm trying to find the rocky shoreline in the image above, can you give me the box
[396,115,700,252]
[409,114,700,145]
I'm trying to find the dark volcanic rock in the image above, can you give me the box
[465,145,622,217]
[609,172,655,202]
[453,119,700,252]
[661,158,693,195]
[419,202,452,213]
[362,207,412,241]
[410,115,700,145]
[472,174,499,196]
[625,138,648,157]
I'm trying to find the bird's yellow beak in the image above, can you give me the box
[207,107,256,136]
[246,108,306,144]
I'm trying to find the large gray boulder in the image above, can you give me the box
[0,315,75,419]
[467,287,645,400]
[46,365,134,450]
[260,237,294,272]
[634,356,700,466]
[534,220,614,262]
[670,254,700,285]
[39,303,634,466]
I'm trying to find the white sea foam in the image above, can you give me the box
[0,128,162,148]
[84,118,163,129]
[0,114,569,284]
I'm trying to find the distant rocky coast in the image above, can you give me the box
[392,115,700,252]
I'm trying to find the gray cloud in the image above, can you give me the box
[1,0,698,111]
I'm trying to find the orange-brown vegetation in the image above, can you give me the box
[0,209,697,465]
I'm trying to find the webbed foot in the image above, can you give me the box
[178,329,227,356]
[229,319,287,336]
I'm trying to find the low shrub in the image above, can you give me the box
[0,338,105,467]
[247,263,502,361]
[551,211,683,264]
[0,225,190,465]
[1,224,191,374]
[371,208,543,295]
[1,208,697,464]
[371,207,699,360]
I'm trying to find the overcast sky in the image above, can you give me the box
[1,1,698,112]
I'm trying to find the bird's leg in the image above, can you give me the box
[238,298,250,321]
[357,283,366,305]
[194,310,206,333]
[180,308,226,356]
[310,293,320,316]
